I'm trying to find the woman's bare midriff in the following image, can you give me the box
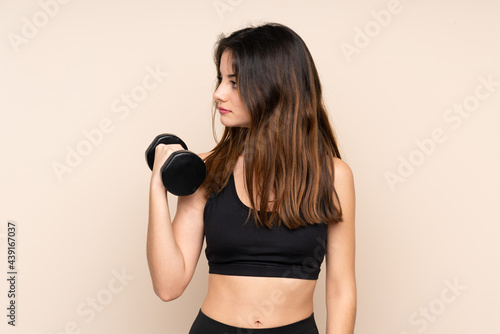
[200,273,317,328]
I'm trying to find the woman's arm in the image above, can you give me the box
[146,145,208,301]
[325,157,357,334]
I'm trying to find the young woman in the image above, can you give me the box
[147,23,356,334]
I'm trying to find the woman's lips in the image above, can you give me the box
[218,107,231,114]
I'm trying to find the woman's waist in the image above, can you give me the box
[201,273,316,328]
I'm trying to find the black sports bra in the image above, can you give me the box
[203,173,328,280]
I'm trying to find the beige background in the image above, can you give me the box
[1,0,499,333]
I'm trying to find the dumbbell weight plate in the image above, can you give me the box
[160,151,207,196]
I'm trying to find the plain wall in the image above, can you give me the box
[1,0,499,333]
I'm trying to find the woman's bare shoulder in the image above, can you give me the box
[332,157,354,181]
[197,151,212,160]
[331,157,355,211]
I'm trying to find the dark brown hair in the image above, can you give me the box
[203,23,343,229]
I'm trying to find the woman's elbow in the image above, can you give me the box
[155,288,183,302]
[153,283,186,302]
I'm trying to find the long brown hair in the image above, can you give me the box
[203,23,343,229]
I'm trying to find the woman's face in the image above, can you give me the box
[214,50,251,128]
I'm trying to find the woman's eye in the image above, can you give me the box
[216,76,237,88]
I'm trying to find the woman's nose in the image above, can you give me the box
[213,84,227,103]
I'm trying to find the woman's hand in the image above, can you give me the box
[150,143,185,187]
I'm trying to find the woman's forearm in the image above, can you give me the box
[146,178,186,301]
[326,293,357,334]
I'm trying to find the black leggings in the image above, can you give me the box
[188,309,319,334]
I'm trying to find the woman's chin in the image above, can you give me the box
[220,117,250,128]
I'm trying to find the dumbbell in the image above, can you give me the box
[145,134,206,196]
